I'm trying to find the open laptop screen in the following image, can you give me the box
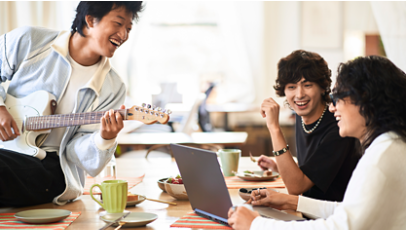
[170,143,305,224]
[170,144,232,222]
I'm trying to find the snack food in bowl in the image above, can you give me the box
[164,175,188,200]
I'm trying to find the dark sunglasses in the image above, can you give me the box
[330,92,351,106]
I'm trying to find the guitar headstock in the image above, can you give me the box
[126,103,171,125]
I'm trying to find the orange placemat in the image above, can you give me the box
[170,212,231,229]
[0,212,80,229]
[225,176,285,189]
[84,175,144,195]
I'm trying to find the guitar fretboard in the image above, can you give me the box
[25,109,127,131]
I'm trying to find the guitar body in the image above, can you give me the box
[0,91,55,160]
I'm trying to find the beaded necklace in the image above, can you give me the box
[301,104,328,134]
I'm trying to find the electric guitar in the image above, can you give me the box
[0,90,171,160]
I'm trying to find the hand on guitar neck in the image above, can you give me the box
[0,106,20,142]
[100,105,125,140]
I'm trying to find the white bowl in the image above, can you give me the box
[164,182,188,200]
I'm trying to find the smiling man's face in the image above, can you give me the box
[86,6,133,58]
[284,77,325,123]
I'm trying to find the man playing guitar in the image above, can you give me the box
[0,1,143,207]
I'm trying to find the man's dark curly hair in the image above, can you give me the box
[333,55,406,151]
[274,50,332,103]
[71,1,144,37]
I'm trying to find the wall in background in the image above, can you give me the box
[229,1,379,129]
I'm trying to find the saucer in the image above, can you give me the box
[15,209,71,224]
[100,212,158,227]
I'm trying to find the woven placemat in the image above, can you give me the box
[0,212,80,229]
[171,212,232,229]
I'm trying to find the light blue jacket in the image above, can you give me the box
[0,26,126,205]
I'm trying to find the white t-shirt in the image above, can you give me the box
[251,132,406,230]
[42,54,99,152]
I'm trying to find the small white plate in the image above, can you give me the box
[101,212,158,228]
[14,209,71,224]
[126,194,146,206]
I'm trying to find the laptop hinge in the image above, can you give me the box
[195,209,230,227]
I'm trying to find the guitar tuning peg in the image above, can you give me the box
[152,105,157,110]
[157,107,162,112]
[162,109,166,113]
[142,103,146,107]
[147,104,152,109]
[166,109,172,115]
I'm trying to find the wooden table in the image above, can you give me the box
[0,156,290,229]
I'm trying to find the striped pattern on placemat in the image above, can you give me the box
[84,175,144,195]
[0,212,80,229]
[170,213,232,229]
[225,176,285,189]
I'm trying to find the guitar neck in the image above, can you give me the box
[25,109,128,131]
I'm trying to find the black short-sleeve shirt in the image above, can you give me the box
[295,110,361,201]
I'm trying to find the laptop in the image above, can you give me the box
[170,144,305,226]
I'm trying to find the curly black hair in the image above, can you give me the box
[71,1,144,37]
[333,55,406,151]
[274,50,332,103]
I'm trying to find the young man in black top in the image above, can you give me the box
[257,50,360,201]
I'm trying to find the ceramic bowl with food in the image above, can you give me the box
[164,182,188,200]
[157,178,168,192]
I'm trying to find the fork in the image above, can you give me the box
[249,152,256,163]
[114,222,125,230]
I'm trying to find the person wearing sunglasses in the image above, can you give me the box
[228,55,406,229]
[257,50,360,203]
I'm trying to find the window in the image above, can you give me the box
[112,2,256,112]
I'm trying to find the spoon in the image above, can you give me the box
[249,152,257,163]
[145,197,177,206]
[114,222,125,230]
[131,194,177,205]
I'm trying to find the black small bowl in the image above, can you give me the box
[238,187,267,201]
[238,188,252,201]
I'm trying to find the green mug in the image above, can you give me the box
[218,149,241,176]
[90,180,128,213]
